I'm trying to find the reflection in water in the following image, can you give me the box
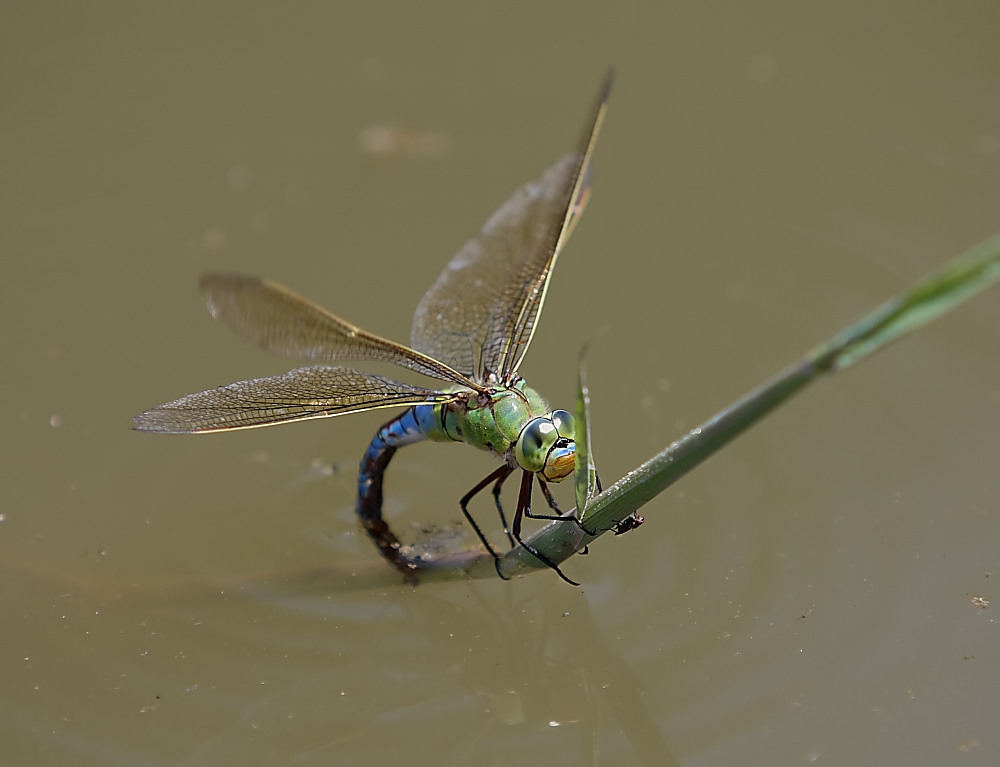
[5,545,676,765]
[400,584,678,766]
[165,575,679,765]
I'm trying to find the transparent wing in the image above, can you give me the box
[132,365,455,434]
[201,274,483,392]
[410,69,612,381]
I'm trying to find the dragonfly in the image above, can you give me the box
[134,71,612,584]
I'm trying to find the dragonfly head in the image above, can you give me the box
[514,409,576,483]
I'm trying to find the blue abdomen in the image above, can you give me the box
[354,404,450,575]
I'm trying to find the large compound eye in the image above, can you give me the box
[541,410,576,483]
[550,410,575,440]
[515,417,558,473]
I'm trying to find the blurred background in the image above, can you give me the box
[3,2,999,765]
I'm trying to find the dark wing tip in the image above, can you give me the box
[600,67,616,102]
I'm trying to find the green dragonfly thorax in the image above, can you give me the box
[435,380,576,483]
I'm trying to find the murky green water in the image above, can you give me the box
[4,3,999,765]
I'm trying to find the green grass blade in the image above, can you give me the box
[574,345,599,520]
[810,232,1000,372]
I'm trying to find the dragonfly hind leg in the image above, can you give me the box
[460,464,516,579]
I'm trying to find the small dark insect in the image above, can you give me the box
[611,513,644,535]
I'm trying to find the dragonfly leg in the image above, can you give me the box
[490,471,517,547]
[534,480,592,553]
[531,478,603,546]
[461,464,515,579]
[511,472,580,586]
[531,480,565,519]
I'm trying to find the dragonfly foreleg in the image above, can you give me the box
[529,480,566,520]
[511,471,580,586]
[536,478,592,555]
[531,473,604,530]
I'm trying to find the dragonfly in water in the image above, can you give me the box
[134,71,612,584]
